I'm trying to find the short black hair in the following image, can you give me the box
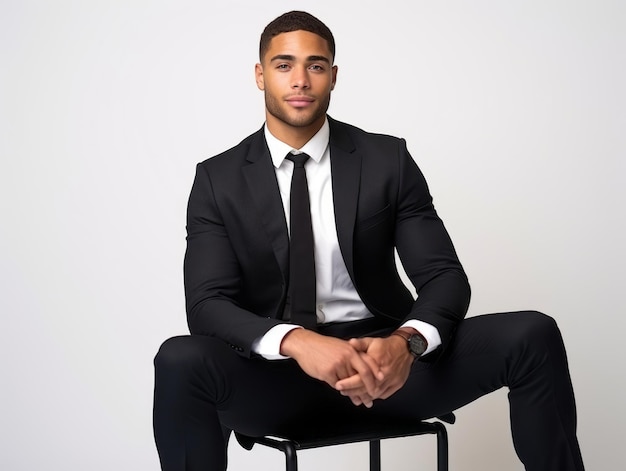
[259,11,335,63]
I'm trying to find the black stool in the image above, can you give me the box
[235,413,455,471]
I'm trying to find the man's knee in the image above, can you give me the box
[154,336,192,372]
[154,335,237,382]
[515,311,561,347]
[154,335,221,373]
[506,311,566,371]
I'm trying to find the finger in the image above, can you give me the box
[355,394,374,408]
[335,373,364,391]
[345,391,374,408]
[348,337,371,352]
[335,374,378,407]
[349,394,374,407]
[348,338,384,384]
[359,352,385,382]
[348,353,381,396]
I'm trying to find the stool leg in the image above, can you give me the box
[282,442,298,471]
[369,439,381,471]
[434,422,449,471]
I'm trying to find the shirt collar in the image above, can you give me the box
[264,118,330,169]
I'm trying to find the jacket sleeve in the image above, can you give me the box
[184,162,283,358]
[394,139,471,354]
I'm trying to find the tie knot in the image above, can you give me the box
[286,153,310,168]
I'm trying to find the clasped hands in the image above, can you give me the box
[280,329,415,408]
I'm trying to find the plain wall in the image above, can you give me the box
[1,1,624,469]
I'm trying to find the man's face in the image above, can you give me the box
[255,30,337,136]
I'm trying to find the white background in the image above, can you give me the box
[1,1,624,470]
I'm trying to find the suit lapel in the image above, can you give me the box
[240,120,362,283]
[328,118,361,280]
[242,130,290,281]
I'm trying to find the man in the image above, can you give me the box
[153,11,585,471]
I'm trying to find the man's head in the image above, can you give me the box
[256,11,338,147]
[259,11,335,64]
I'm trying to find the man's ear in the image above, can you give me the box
[255,63,265,91]
[331,65,338,91]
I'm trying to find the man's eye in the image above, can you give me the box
[277,64,290,70]
[309,64,324,71]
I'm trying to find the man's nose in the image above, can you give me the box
[291,66,310,89]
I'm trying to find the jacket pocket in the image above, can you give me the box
[355,204,391,232]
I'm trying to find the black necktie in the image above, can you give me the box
[286,153,317,328]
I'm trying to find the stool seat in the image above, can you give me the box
[235,413,455,471]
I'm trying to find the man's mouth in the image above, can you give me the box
[286,96,315,107]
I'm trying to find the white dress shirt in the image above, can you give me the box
[252,118,441,359]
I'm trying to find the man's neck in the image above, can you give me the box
[265,114,326,149]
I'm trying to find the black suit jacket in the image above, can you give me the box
[184,117,470,358]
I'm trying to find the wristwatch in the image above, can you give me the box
[391,329,428,358]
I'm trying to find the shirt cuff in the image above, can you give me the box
[251,324,303,360]
[400,320,442,356]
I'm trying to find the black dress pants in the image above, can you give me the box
[153,311,585,471]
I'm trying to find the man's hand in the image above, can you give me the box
[280,329,383,407]
[335,333,415,402]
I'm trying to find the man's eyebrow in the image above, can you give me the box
[269,54,295,62]
[269,54,331,64]
[307,55,331,63]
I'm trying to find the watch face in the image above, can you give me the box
[408,335,427,356]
